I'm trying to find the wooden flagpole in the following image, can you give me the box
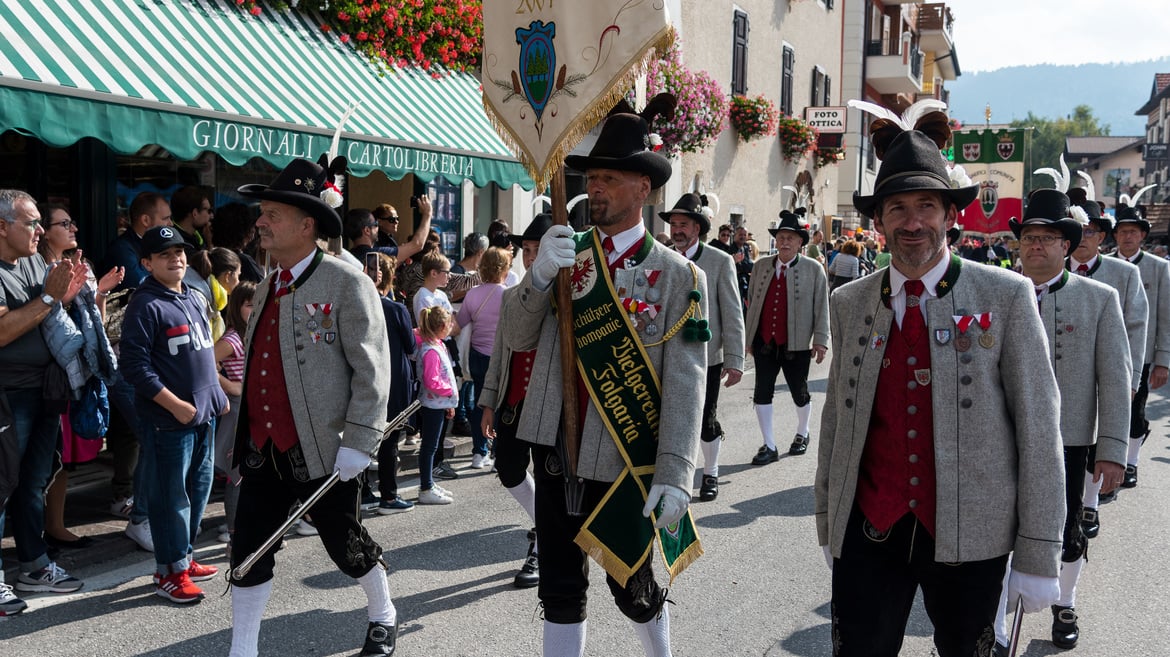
[550,165,583,511]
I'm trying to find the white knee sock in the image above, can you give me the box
[1057,557,1085,607]
[701,439,721,477]
[755,404,775,450]
[795,403,812,437]
[229,579,273,657]
[1127,437,1142,467]
[358,565,396,625]
[1082,472,1102,508]
[630,606,672,657]
[544,620,586,657]
[507,472,538,525]
[993,561,1012,646]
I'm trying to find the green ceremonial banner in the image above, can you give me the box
[952,129,1027,236]
[565,230,702,587]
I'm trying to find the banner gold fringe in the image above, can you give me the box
[663,512,704,585]
[482,25,677,193]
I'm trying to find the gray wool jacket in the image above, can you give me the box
[1039,274,1130,464]
[1111,250,1170,369]
[686,242,746,371]
[816,257,1066,578]
[744,253,830,350]
[1070,255,1148,389]
[498,236,708,492]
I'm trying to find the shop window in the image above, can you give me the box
[427,177,462,258]
[732,10,749,96]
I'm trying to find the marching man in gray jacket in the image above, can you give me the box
[816,106,1067,657]
[995,187,1129,652]
[664,192,745,501]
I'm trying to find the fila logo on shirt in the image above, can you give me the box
[165,323,214,355]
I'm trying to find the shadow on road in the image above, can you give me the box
[695,485,815,529]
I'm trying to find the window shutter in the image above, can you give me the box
[732,11,749,95]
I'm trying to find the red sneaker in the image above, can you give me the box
[155,570,204,604]
[186,559,219,582]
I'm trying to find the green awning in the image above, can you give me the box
[0,0,533,190]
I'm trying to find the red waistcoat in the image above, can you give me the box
[855,317,937,536]
[246,293,299,452]
[504,350,536,406]
[759,270,788,345]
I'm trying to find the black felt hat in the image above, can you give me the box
[658,193,711,234]
[1009,189,1083,252]
[1071,198,1113,235]
[853,130,978,217]
[946,224,963,247]
[509,213,555,248]
[768,210,810,246]
[565,95,676,190]
[238,156,346,238]
[1115,204,1151,233]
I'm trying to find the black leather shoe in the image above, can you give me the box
[789,434,809,456]
[359,621,398,656]
[1051,605,1079,649]
[992,642,1009,657]
[699,475,719,501]
[44,534,96,550]
[1080,507,1100,539]
[452,419,473,436]
[514,528,539,589]
[1099,487,1118,504]
[751,445,779,466]
[1122,464,1138,488]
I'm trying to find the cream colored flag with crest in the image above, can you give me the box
[482,0,674,191]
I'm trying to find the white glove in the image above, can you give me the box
[641,484,690,529]
[529,224,577,291]
[1006,568,1060,613]
[334,446,372,482]
[822,545,833,571]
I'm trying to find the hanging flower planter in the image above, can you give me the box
[645,43,728,157]
[235,0,484,76]
[813,145,845,169]
[776,115,818,163]
[728,94,778,143]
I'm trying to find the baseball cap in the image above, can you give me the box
[139,226,188,258]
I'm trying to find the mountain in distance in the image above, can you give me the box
[946,57,1170,137]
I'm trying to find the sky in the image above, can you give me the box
[950,0,1170,73]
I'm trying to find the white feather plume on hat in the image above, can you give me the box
[566,194,589,214]
[1034,154,1071,193]
[1119,184,1157,208]
[1075,170,1096,202]
[1068,205,1090,226]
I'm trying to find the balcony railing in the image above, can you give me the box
[917,4,954,37]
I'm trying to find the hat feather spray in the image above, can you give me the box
[535,193,590,215]
[1118,183,1158,210]
[847,98,951,157]
[1033,155,1089,226]
[699,193,719,224]
[317,104,358,210]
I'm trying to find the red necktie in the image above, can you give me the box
[1076,264,1089,276]
[274,268,294,298]
[902,279,926,344]
[777,263,788,279]
[603,236,615,259]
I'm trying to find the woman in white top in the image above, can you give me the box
[828,239,862,290]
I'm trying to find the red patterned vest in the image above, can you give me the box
[505,350,536,406]
[246,291,299,452]
[855,315,937,536]
[759,266,788,345]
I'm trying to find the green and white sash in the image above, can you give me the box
[560,229,702,587]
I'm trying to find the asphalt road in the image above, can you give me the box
[4,357,1169,656]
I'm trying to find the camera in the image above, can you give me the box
[365,251,379,271]
[409,195,419,208]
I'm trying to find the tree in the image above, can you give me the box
[1011,105,1111,195]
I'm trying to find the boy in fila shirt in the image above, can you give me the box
[119,225,228,604]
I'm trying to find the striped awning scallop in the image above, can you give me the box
[0,0,532,189]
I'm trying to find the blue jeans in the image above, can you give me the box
[417,407,447,492]
[457,380,474,424]
[108,377,150,524]
[0,388,60,573]
[469,349,491,456]
[138,417,215,574]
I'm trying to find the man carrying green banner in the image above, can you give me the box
[498,100,707,657]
